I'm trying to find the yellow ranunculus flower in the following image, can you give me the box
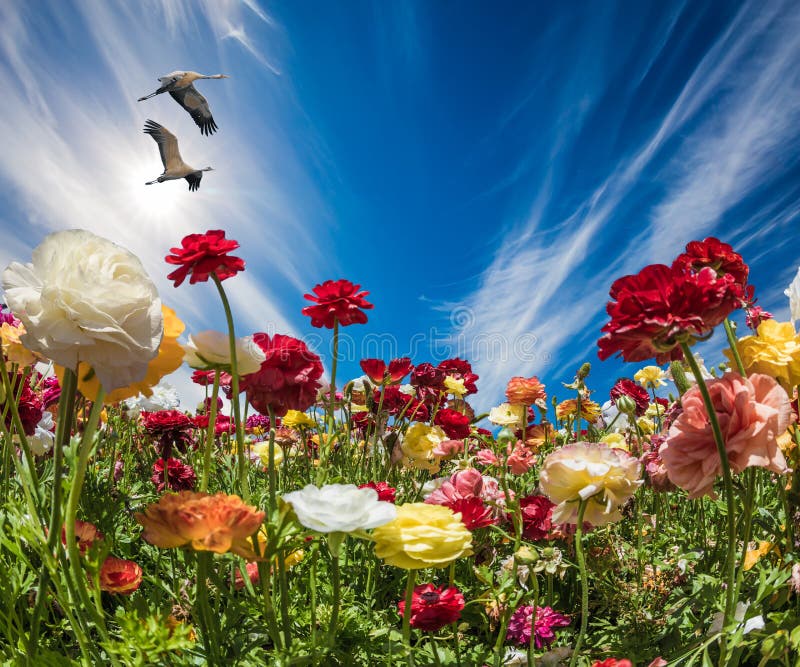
[0,322,41,367]
[634,366,666,389]
[400,423,446,473]
[444,375,467,397]
[726,319,800,389]
[372,503,472,570]
[55,305,185,403]
[251,441,284,468]
[540,442,643,526]
[743,541,778,571]
[282,410,317,429]
[636,417,655,435]
[599,432,629,452]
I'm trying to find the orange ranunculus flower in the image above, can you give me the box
[505,376,547,406]
[135,491,265,560]
[555,398,601,422]
[525,423,554,451]
[61,519,104,555]
[98,556,142,594]
[55,305,185,403]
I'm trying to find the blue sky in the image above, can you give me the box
[1,0,799,409]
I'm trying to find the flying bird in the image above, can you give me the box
[143,120,213,191]
[138,71,229,136]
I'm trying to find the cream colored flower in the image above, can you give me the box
[182,330,265,375]
[400,423,447,472]
[539,442,642,526]
[488,403,526,426]
[2,230,162,391]
[251,441,284,468]
[634,366,667,389]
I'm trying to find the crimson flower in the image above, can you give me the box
[673,237,749,287]
[411,362,446,404]
[434,408,471,439]
[437,358,479,395]
[98,557,142,595]
[745,306,772,331]
[301,279,373,329]
[165,230,244,287]
[372,386,429,420]
[141,410,194,435]
[360,357,413,385]
[518,495,555,541]
[397,584,465,631]
[597,264,745,364]
[240,333,323,417]
[359,481,397,503]
[152,457,197,492]
[610,378,650,417]
[448,496,496,530]
[591,660,633,667]
[41,376,61,410]
[5,375,42,436]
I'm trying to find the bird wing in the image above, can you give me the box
[169,84,218,136]
[185,172,202,192]
[143,120,184,171]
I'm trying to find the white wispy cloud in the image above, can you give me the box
[452,0,800,405]
[0,0,330,402]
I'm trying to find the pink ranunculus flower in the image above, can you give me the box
[506,440,536,475]
[659,372,792,499]
[426,468,484,505]
[476,448,499,466]
[432,438,464,458]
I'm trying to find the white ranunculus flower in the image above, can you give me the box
[488,402,525,426]
[26,412,55,456]
[2,230,162,392]
[282,483,396,533]
[399,383,415,396]
[786,266,800,323]
[182,330,265,375]
[601,400,629,432]
[124,382,180,415]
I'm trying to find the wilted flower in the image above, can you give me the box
[135,491,265,559]
[165,230,244,287]
[2,229,163,391]
[302,279,373,328]
[98,557,142,595]
[489,403,526,426]
[506,605,570,648]
[241,333,324,417]
[660,373,791,498]
[505,376,546,406]
[725,319,800,389]
[397,583,465,631]
[372,503,473,569]
[400,423,448,472]
[182,330,266,376]
[281,484,396,533]
[540,442,643,525]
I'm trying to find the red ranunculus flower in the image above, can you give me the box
[165,230,245,287]
[141,410,194,435]
[448,496,496,530]
[360,357,413,385]
[373,386,429,420]
[507,605,570,647]
[673,237,749,287]
[610,378,650,417]
[397,584,465,631]
[434,408,471,439]
[240,333,324,417]
[301,279,373,329]
[519,495,555,541]
[411,362,446,404]
[3,373,42,436]
[98,557,143,595]
[358,481,397,503]
[152,457,197,492]
[591,660,633,667]
[745,306,772,331]
[438,358,479,394]
[597,264,744,364]
[41,376,61,410]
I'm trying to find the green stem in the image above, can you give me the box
[212,274,249,501]
[195,552,218,662]
[0,363,40,492]
[200,371,221,492]
[402,569,417,664]
[328,538,343,648]
[680,342,737,644]
[568,500,589,667]
[723,319,747,377]
[318,320,340,486]
[267,406,278,513]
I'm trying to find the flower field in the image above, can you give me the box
[1,230,799,666]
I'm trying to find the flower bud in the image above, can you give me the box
[615,395,637,415]
[514,545,539,565]
[576,363,591,380]
[496,427,516,445]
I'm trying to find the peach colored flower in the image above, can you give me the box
[505,376,547,406]
[62,519,104,556]
[135,491,265,559]
[506,441,536,474]
[525,423,554,452]
[660,373,792,499]
[98,557,142,594]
